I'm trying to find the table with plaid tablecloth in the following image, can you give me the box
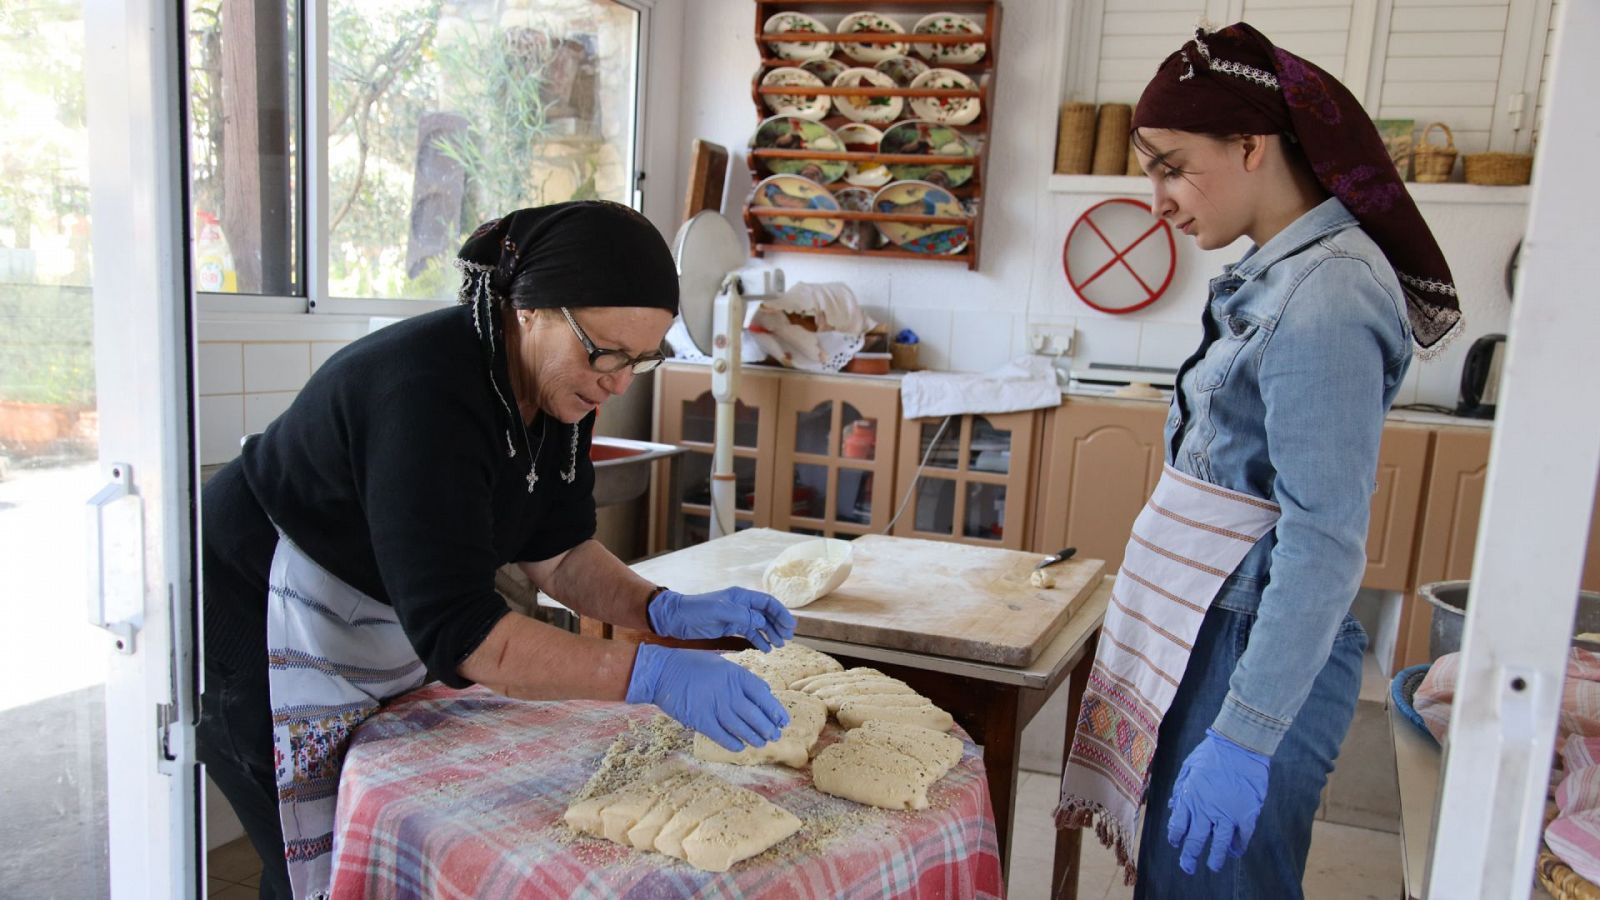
[329,684,1004,899]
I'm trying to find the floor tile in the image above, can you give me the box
[207,837,263,884]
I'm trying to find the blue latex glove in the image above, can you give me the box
[626,644,791,752]
[1166,728,1272,875]
[648,587,797,652]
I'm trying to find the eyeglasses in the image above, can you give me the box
[559,307,666,375]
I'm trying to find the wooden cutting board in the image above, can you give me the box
[631,529,1104,667]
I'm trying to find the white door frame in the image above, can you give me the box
[83,0,200,895]
[1427,1,1600,896]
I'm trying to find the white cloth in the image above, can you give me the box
[749,282,877,373]
[1055,465,1280,881]
[267,536,428,899]
[899,356,1062,419]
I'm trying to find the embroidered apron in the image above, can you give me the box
[1055,464,1280,881]
[267,535,428,899]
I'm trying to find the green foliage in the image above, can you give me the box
[0,0,92,266]
[0,284,94,407]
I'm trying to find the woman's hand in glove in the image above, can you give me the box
[648,587,797,652]
[625,643,791,752]
[1166,728,1272,874]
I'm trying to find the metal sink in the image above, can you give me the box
[590,436,684,507]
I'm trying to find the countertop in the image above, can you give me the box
[661,358,1496,428]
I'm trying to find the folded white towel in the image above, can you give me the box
[900,356,1063,419]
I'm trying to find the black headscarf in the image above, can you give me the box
[455,199,679,312]
[1133,23,1462,354]
[453,200,678,493]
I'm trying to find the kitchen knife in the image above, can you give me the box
[1034,547,1077,570]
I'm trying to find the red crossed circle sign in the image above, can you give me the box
[1062,198,1176,315]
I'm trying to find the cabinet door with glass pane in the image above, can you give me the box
[892,411,1037,549]
[652,364,779,551]
[771,377,900,539]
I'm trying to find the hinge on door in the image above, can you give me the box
[157,702,177,762]
[1509,92,1527,132]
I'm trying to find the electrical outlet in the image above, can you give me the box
[1028,324,1075,357]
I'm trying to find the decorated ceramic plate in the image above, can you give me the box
[909,68,980,126]
[834,123,890,187]
[800,57,847,84]
[763,12,833,62]
[880,119,975,187]
[835,187,885,250]
[874,54,929,87]
[912,12,986,65]
[751,115,847,184]
[872,180,968,255]
[751,174,844,247]
[832,67,903,125]
[837,12,908,64]
[761,67,830,120]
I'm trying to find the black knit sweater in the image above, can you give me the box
[208,304,596,687]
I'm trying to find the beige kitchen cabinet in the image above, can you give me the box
[650,363,780,552]
[770,375,901,538]
[1363,424,1433,592]
[1030,398,1166,572]
[892,410,1038,550]
[1029,399,1432,590]
[1392,427,1600,669]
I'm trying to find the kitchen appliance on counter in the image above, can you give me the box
[1455,333,1507,419]
[1067,362,1177,396]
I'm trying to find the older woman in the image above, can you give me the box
[199,201,794,899]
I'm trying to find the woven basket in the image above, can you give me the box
[1054,102,1097,175]
[1413,122,1458,183]
[1092,103,1133,175]
[1465,152,1534,185]
[1126,138,1144,177]
[1540,850,1600,900]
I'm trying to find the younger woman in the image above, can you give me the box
[1055,23,1460,899]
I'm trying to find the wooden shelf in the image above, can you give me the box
[747,0,1000,271]
[1045,173,1535,206]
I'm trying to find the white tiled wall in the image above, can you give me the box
[198,339,351,465]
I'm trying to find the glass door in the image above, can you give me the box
[0,0,201,896]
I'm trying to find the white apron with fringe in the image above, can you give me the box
[1055,464,1280,882]
[267,535,428,899]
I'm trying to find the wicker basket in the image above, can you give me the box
[1465,152,1534,186]
[1054,102,1097,175]
[1413,122,1458,183]
[1540,850,1600,900]
[1091,103,1133,175]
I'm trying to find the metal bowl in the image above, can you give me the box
[1421,579,1600,660]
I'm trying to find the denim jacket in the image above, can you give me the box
[1164,197,1412,755]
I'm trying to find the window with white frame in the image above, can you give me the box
[1061,0,1556,159]
[186,0,645,308]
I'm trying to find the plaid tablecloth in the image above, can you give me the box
[329,684,1003,899]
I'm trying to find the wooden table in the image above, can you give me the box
[550,530,1109,897]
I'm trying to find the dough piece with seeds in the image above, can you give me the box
[694,690,827,768]
[563,761,690,837]
[846,720,963,779]
[626,774,724,850]
[837,698,955,732]
[790,667,887,692]
[812,739,938,810]
[681,801,804,872]
[654,783,764,860]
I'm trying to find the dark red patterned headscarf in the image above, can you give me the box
[1133,23,1461,353]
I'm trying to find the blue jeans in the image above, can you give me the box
[1133,604,1367,899]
